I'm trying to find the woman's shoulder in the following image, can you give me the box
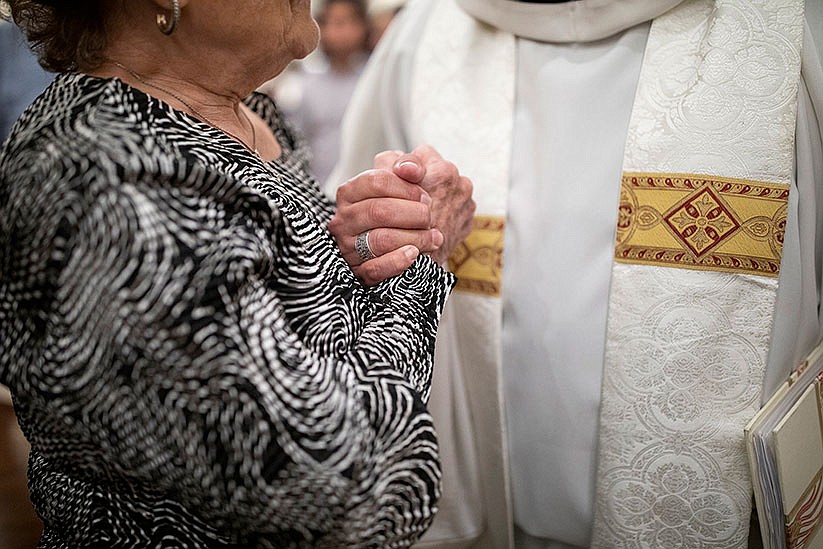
[7,73,116,139]
[0,73,203,238]
[2,73,163,176]
[2,72,225,208]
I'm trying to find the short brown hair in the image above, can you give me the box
[2,0,108,72]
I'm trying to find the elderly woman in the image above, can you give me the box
[0,0,475,547]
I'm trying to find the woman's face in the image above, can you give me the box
[280,0,321,61]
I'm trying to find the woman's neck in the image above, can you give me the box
[92,49,282,162]
[89,2,292,162]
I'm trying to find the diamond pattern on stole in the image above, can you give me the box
[615,173,789,277]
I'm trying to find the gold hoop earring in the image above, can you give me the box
[156,0,180,35]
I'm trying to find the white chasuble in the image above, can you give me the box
[591,1,805,547]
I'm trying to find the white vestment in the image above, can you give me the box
[329,0,823,547]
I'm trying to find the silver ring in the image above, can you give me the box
[355,231,376,261]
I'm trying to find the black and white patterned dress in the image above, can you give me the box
[0,73,454,548]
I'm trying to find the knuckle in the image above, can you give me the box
[375,150,402,162]
[367,200,390,225]
[335,183,352,203]
[369,229,390,252]
[327,215,342,233]
[423,144,442,161]
[460,176,473,193]
[370,169,392,192]
[415,144,434,157]
[430,160,458,184]
[429,158,446,174]
[373,151,391,163]
[328,211,354,233]
[444,161,459,180]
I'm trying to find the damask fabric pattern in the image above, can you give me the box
[593,0,804,547]
[0,73,454,548]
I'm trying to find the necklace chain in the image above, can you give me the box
[113,62,259,157]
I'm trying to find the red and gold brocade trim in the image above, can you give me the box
[615,172,790,277]
[448,215,504,297]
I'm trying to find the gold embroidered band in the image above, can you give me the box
[615,172,790,277]
[448,215,505,296]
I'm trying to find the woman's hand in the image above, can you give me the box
[329,161,445,285]
[328,146,475,285]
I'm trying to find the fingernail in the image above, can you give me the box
[403,245,420,261]
[398,161,418,170]
[420,192,431,205]
[431,229,444,247]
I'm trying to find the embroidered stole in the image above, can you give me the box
[591,1,804,546]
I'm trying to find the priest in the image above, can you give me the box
[329,0,823,547]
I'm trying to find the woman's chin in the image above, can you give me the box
[293,26,320,60]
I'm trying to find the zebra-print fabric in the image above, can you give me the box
[0,73,454,548]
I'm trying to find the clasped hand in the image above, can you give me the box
[329,145,476,285]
